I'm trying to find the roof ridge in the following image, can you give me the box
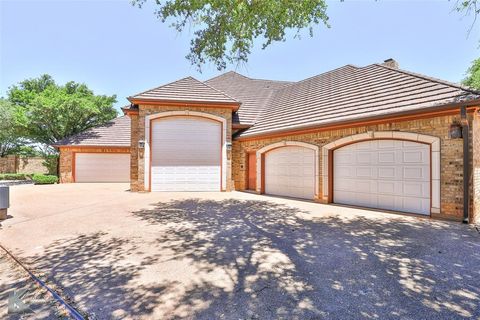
[279,64,358,90]
[373,63,480,95]
[200,78,241,103]
[205,71,251,83]
[130,76,196,99]
[206,70,292,85]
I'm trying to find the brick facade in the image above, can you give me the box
[129,104,233,192]
[58,147,130,183]
[233,114,471,221]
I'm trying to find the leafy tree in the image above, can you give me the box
[463,58,480,89]
[0,99,23,157]
[132,0,329,71]
[8,75,117,147]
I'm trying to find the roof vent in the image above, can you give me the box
[382,58,399,69]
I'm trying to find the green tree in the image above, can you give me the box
[0,99,23,157]
[132,0,329,71]
[463,58,480,90]
[8,75,117,147]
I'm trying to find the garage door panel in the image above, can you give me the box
[151,117,221,192]
[75,153,130,183]
[265,146,315,200]
[334,139,430,215]
[378,151,396,163]
[378,140,396,149]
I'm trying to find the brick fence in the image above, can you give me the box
[0,155,49,174]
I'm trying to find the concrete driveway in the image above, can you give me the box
[0,184,479,319]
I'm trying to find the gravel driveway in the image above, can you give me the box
[0,184,479,319]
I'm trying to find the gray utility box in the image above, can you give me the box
[0,186,9,220]
[0,186,9,209]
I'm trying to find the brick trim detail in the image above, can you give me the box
[256,141,320,198]
[143,111,228,191]
[321,131,441,214]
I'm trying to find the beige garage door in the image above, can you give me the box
[333,140,430,215]
[265,146,315,199]
[151,116,221,191]
[75,153,130,183]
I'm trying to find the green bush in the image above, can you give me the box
[0,173,27,180]
[32,174,58,185]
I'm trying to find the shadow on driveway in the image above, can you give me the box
[28,199,480,319]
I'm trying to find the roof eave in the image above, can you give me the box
[128,97,241,111]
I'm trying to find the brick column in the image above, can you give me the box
[472,111,480,224]
[129,113,140,191]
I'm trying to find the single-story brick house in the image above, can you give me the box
[55,59,480,223]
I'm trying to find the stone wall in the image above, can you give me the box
[130,105,233,192]
[58,147,130,183]
[0,156,16,174]
[0,155,49,174]
[16,157,49,174]
[233,114,469,221]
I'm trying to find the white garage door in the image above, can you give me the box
[333,140,430,215]
[151,116,221,191]
[75,153,130,183]
[265,146,315,199]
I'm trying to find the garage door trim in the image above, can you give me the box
[144,111,227,191]
[256,141,320,198]
[322,131,440,215]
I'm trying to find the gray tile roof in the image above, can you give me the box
[130,76,239,105]
[205,71,292,125]
[236,63,480,138]
[55,116,131,147]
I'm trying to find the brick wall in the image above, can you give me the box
[233,114,469,221]
[58,147,130,183]
[0,156,16,173]
[130,105,233,192]
[0,156,49,174]
[16,157,49,174]
[472,113,480,224]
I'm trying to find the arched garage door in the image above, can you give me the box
[265,146,315,199]
[151,116,221,191]
[333,140,430,215]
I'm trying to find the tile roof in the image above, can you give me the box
[129,76,239,105]
[55,116,131,147]
[236,63,480,138]
[205,71,292,125]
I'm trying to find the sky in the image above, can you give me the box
[1,0,479,111]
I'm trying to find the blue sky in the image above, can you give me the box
[1,0,479,111]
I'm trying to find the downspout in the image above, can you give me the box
[461,106,470,224]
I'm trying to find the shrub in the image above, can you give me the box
[32,174,58,185]
[0,173,27,180]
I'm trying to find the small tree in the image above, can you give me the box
[463,58,480,90]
